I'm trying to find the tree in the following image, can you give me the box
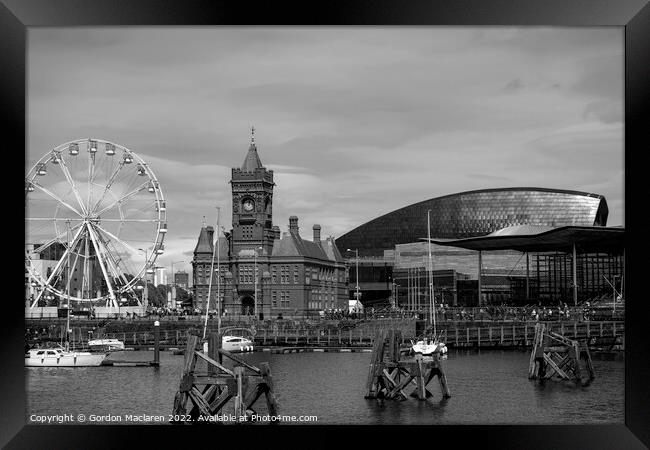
[156,284,170,300]
[176,287,193,308]
[147,283,165,307]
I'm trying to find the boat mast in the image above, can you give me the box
[216,207,221,334]
[202,206,220,340]
[427,210,436,337]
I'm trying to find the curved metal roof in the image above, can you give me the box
[335,187,609,257]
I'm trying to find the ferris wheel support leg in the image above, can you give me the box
[86,222,119,308]
[28,225,85,309]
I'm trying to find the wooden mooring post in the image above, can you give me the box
[365,329,451,401]
[528,323,595,386]
[171,333,279,423]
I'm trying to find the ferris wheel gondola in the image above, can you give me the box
[25,138,167,309]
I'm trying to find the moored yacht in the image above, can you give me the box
[202,335,254,353]
[411,338,448,357]
[25,348,106,367]
[87,338,125,352]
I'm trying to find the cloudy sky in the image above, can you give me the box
[27,27,624,274]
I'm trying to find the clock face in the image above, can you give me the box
[243,199,254,212]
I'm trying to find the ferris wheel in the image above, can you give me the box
[25,138,167,309]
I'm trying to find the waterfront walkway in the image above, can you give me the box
[25,319,624,351]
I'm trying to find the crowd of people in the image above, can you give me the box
[358,301,617,322]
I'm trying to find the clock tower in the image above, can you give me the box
[230,127,276,256]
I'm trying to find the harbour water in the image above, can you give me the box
[26,349,624,425]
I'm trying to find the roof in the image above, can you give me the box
[271,231,342,263]
[193,226,229,256]
[321,237,345,263]
[194,226,214,254]
[422,225,625,253]
[241,143,263,172]
[335,187,609,257]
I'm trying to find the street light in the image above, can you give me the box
[346,249,360,307]
[254,246,263,319]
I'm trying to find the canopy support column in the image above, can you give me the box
[526,252,530,303]
[477,250,482,306]
[572,243,578,307]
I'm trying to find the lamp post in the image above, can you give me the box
[393,281,400,309]
[346,249,360,308]
[254,246,263,319]
[171,260,185,309]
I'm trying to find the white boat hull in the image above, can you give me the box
[411,341,448,357]
[88,339,125,352]
[202,336,254,354]
[222,340,254,353]
[25,352,106,367]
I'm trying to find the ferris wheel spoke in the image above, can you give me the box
[31,222,84,254]
[98,218,161,223]
[93,180,150,217]
[27,217,84,221]
[87,149,102,216]
[31,183,84,218]
[57,156,89,216]
[93,226,139,302]
[86,223,117,302]
[93,222,143,257]
[89,160,126,216]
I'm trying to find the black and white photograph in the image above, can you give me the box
[10,6,641,441]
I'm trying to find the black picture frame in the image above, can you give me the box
[2,0,648,448]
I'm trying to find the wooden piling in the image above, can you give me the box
[171,332,278,424]
[528,322,595,385]
[365,329,450,402]
[365,330,387,399]
[207,332,220,376]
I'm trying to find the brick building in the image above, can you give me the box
[192,131,347,318]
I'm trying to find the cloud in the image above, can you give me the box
[583,100,623,124]
[26,27,625,271]
[502,78,525,93]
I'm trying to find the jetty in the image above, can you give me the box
[26,318,624,352]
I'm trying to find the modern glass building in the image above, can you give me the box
[336,188,608,257]
[336,188,614,307]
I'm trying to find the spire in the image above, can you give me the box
[241,125,263,172]
[194,224,214,254]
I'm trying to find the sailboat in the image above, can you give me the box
[410,210,447,358]
[201,207,254,354]
[26,221,107,367]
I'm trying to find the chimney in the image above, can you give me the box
[313,224,321,243]
[289,216,299,234]
[272,225,281,240]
